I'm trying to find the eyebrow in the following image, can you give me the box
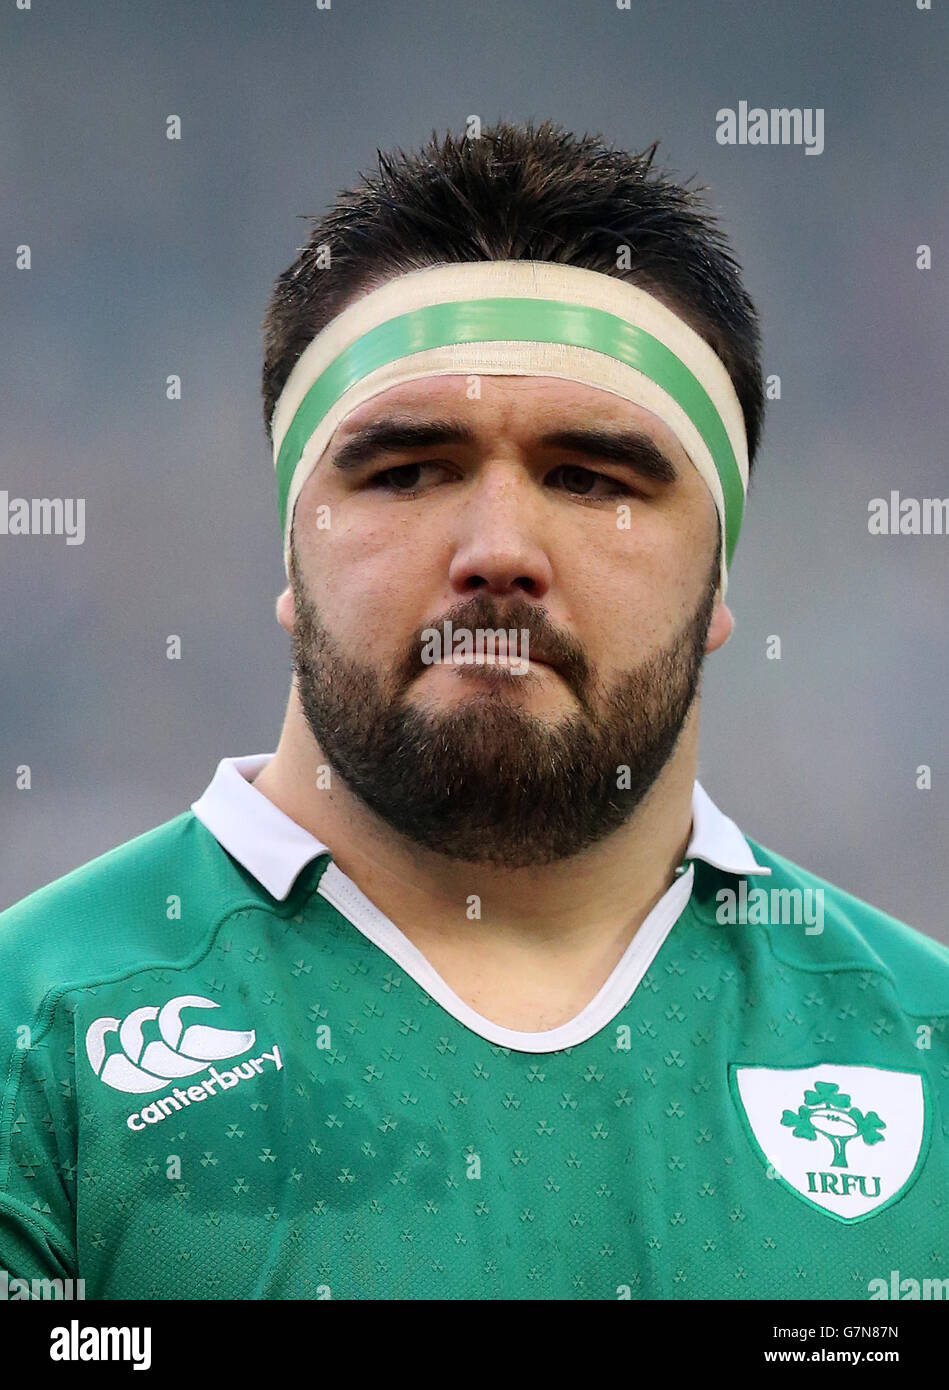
[328,417,679,483]
[329,419,473,472]
[541,427,678,483]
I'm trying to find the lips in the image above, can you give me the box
[448,652,546,668]
[521,648,557,670]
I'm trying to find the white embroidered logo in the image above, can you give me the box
[85,994,256,1094]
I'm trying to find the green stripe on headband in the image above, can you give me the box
[276,298,745,564]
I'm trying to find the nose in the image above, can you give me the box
[446,464,554,600]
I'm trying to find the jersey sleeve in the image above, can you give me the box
[0,1012,79,1284]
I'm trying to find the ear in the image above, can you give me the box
[704,594,734,654]
[275,584,296,634]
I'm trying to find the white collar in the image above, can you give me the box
[191,753,770,902]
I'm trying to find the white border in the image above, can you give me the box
[316,858,697,1054]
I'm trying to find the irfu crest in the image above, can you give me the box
[731,1063,928,1221]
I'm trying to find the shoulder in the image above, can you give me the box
[0,811,264,1032]
[736,840,949,1017]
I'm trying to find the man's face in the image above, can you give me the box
[283,374,730,867]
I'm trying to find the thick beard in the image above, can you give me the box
[290,555,718,869]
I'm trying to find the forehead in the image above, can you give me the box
[330,373,693,469]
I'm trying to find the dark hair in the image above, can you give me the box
[261,120,765,468]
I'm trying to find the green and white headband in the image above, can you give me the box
[270,260,749,591]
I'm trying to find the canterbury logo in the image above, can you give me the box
[85,994,256,1094]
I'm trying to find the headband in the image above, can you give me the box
[270,261,749,591]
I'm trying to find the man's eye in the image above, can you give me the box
[368,462,447,492]
[367,461,635,498]
[549,464,633,498]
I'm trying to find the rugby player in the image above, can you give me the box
[1,121,946,1300]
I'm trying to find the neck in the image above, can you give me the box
[252,692,699,961]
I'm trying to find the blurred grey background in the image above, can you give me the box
[1,0,946,941]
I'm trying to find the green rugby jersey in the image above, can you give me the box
[0,754,947,1300]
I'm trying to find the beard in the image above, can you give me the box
[289,551,718,869]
